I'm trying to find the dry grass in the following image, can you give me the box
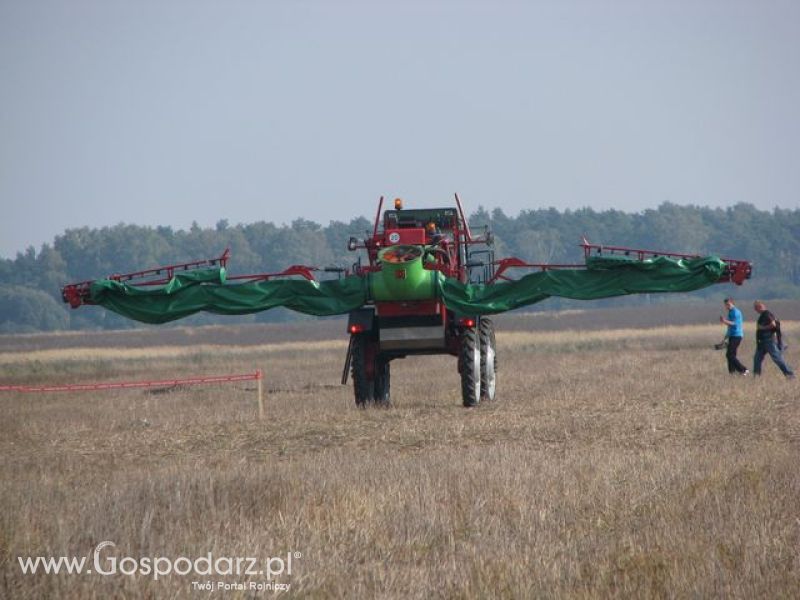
[1,318,799,598]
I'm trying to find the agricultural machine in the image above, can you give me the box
[62,195,752,408]
[342,196,498,407]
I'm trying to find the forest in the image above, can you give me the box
[1,202,798,332]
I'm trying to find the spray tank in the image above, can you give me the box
[368,245,438,301]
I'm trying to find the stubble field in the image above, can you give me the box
[1,304,799,598]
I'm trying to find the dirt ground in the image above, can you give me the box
[1,305,799,598]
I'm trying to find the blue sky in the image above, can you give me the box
[1,0,798,258]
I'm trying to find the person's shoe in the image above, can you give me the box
[786,373,796,380]
[742,370,750,376]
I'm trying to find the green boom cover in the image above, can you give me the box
[437,255,725,315]
[90,268,368,324]
[88,255,726,324]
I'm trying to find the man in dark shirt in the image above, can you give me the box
[753,301,795,379]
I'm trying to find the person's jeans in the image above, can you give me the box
[726,336,747,373]
[753,340,795,377]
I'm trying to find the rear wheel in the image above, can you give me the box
[351,334,373,407]
[352,334,391,407]
[479,318,497,401]
[373,357,391,406]
[460,327,481,407]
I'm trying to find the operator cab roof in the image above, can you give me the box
[383,208,460,231]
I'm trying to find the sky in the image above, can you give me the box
[1,0,799,259]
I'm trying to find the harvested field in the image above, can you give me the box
[1,308,799,598]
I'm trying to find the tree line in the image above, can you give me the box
[1,202,797,332]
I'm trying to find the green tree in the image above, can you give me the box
[0,285,69,333]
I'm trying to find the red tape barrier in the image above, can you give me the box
[0,370,263,394]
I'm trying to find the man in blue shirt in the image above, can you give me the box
[720,297,748,375]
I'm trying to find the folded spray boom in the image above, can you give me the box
[60,249,349,309]
[61,250,232,308]
[486,238,751,285]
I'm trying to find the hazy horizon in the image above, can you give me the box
[2,0,799,258]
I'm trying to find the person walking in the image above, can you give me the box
[719,297,748,374]
[753,300,795,379]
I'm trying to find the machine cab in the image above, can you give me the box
[382,207,461,247]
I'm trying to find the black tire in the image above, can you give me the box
[352,335,391,407]
[351,334,373,407]
[479,318,497,401]
[373,357,391,406]
[460,327,481,407]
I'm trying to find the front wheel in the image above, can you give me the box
[460,327,481,407]
[479,318,497,401]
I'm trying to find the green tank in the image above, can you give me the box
[369,245,437,301]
